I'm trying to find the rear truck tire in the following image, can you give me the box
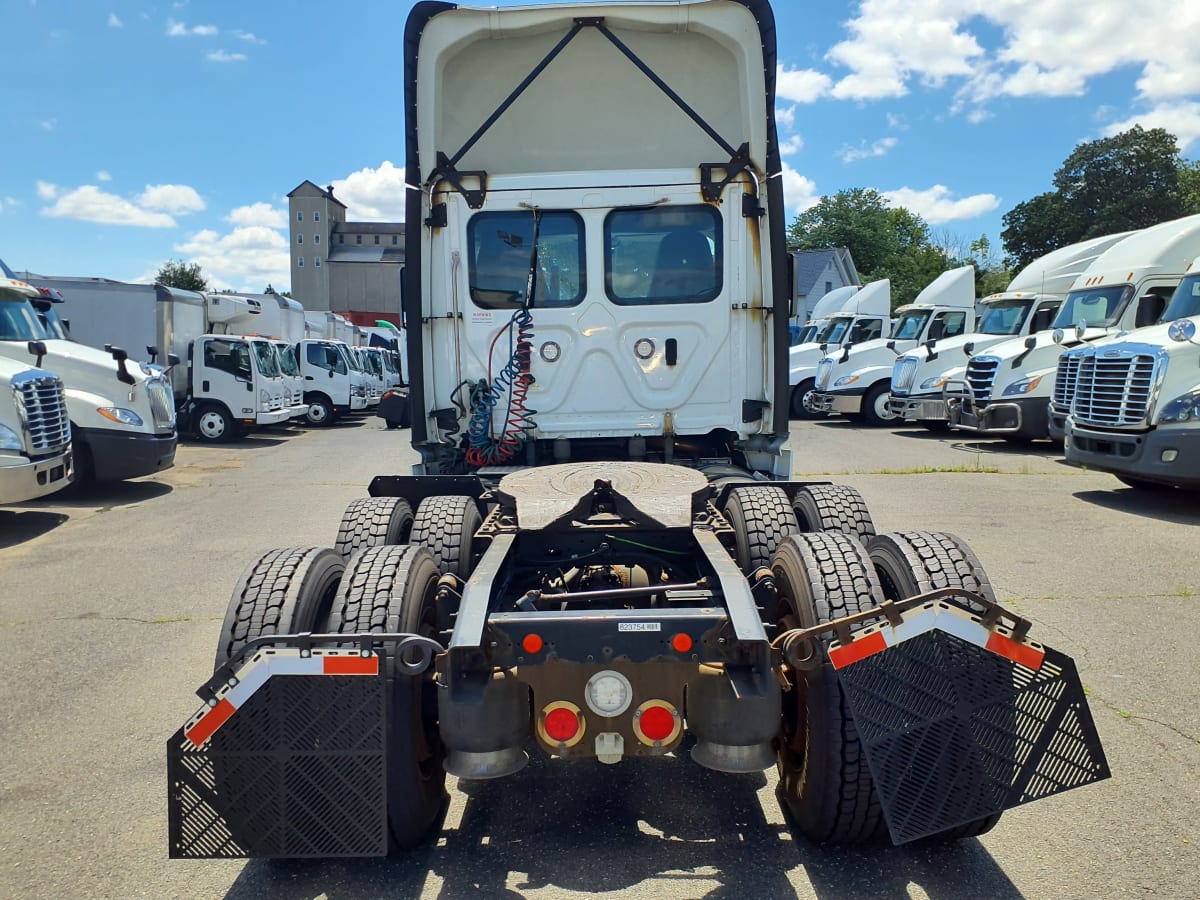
[861,382,897,428]
[772,532,886,844]
[791,485,876,541]
[410,494,483,578]
[866,531,1003,841]
[305,395,335,427]
[195,403,235,444]
[215,546,346,673]
[328,545,447,850]
[790,379,823,420]
[335,497,415,561]
[722,485,799,575]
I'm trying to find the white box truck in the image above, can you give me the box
[887,232,1133,427]
[810,265,976,425]
[41,278,294,442]
[947,214,1200,442]
[0,275,73,502]
[788,279,891,418]
[1,265,175,481]
[167,0,1107,861]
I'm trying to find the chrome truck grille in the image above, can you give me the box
[146,377,176,430]
[891,357,919,395]
[1053,351,1083,411]
[1071,348,1162,428]
[13,372,70,454]
[815,358,835,391]
[965,356,1000,403]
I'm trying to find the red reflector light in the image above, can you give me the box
[671,633,693,653]
[544,707,580,742]
[638,705,676,742]
[522,633,544,654]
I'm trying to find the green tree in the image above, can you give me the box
[1002,126,1191,269]
[156,259,208,291]
[1181,160,1200,214]
[966,235,1012,296]
[789,188,947,306]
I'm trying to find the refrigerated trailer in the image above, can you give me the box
[168,0,1108,860]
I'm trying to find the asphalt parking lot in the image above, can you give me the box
[1,417,1197,899]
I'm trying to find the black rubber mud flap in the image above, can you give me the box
[829,603,1111,845]
[167,652,390,859]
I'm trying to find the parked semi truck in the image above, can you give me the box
[168,0,1107,860]
[0,275,73,502]
[809,265,976,425]
[791,283,857,345]
[43,278,294,442]
[947,214,1200,442]
[0,265,176,481]
[887,232,1133,427]
[788,279,891,419]
[1059,257,1200,490]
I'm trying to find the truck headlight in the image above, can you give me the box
[97,407,145,427]
[1158,391,1200,423]
[0,423,23,451]
[833,375,859,387]
[920,376,949,391]
[1001,376,1043,397]
[259,389,271,412]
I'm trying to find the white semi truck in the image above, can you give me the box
[1059,258,1200,489]
[0,275,73,503]
[887,232,1133,427]
[0,265,176,481]
[947,214,1200,442]
[788,279,891,418]
[168,0,1107,860]
[41,278,294,442]
[810,265,976,425]
[792,283,857,345]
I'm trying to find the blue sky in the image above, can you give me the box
[2,0,1197,291]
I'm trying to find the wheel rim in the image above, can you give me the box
[872,390,896,422]
[308,402,328,424]
[198,411,226,439]
[802,391,822,414]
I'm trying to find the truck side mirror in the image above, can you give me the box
[962,341,975,357]
[108,345,136,386]
[27,340,47,367]
[1024,336,1037,350]
[167,353,181,367]
[886,340,896,351]
[147,345,159,364]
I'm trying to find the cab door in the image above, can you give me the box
[194,337,255,417]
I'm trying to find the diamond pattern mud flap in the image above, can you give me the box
[833,611,1110,844]
[167,669,389,858]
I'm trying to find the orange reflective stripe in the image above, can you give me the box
[185,698,236,747]
[323,655,379,675]
[829,631,888,670]
[986,632,1044,671]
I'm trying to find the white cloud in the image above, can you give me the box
[40,118,56,131]
[174,226,291,293]
[775,105,796,130]
[233,30,265,44]
[779,134,804,156]
[780,162,819,214]
[166,19,217,37]
[96,170,112,182]
[839,136,899,164]
[36,181,58,200]
[331,161,407,222]
[41,185,177,228]
[226,202,287,229]
[777,65,832,103]
[207,50,247,64]
[1103,100,1200,153]
[882,184,1000,224]
[137,184,205,215]
[107,12,122,28]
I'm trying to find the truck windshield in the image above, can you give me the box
[819,317,852,344]
[978,299,1033,336]
[1054,285,1131,329]
[339,345,362,372]
[468,210,585,310]
[1161,274,1200,322]
[606,205,722,305]
[275,345,300,376]
[892,310,932,340]
[35,303,70,340]
[251,341,281,377]
[0,298,48,341]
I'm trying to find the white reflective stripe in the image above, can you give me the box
[887,605,990,650]
[223,661,270,709]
